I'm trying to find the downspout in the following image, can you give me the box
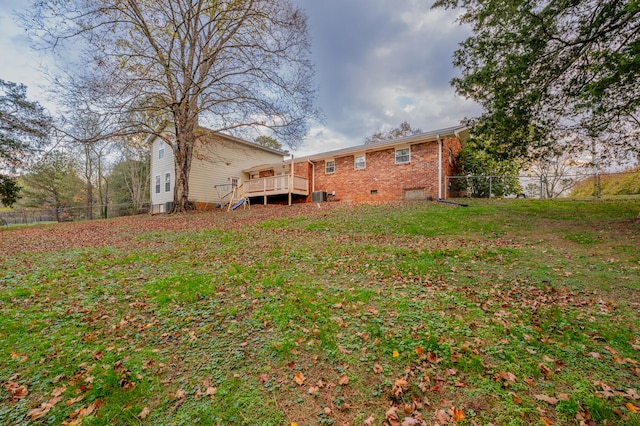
[289,154,294,206]
[437,135,443,200]
[307,160,315,193]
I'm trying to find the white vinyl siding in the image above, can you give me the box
[188,136,283,204]
[395,148,410,164]
[150,138,175,206]
[354,154,366,170]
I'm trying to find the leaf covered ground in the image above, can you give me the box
[1,199,639,425]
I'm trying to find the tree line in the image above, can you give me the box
[2,0,638,212]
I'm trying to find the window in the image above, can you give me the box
[230,177,239,187]
[165,173,171,192]
[325,160,335,174]
[155,175,161,194]
[395,148,410,164]
[158,141,165,160]
[354,154,366,170]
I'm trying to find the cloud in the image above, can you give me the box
[293,0,480,154]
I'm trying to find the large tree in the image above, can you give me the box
[433,0,640,161]
[364,121,423,145]
[24,0,317,212]
[20,150,85,221]
[0,80,51,207]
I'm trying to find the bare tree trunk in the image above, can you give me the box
[84,144,93,220]
[172,114,197,213]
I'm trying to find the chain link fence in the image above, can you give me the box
[0,203,149,227]
[446,170,640,200]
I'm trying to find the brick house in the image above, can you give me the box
[244,125,467,204]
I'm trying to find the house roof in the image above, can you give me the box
[146,124,286,157]
[301,124,468,162]
[243,124,468,173]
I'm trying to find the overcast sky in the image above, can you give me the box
[0,0,481,156]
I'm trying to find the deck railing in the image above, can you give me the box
[246,175,309,196]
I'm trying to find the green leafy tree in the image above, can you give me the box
[20,151,85,220]
[453,139,522,197]
[255,136,284,151]
[433,0,640,160]
[364,121,422,145]
[0,80,51,207]
[24,0,318,212]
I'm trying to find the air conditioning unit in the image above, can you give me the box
[311,191,327,202]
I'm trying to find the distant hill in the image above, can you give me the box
[570,167,640,197]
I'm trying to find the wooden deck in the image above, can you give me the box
[245,175,309,197]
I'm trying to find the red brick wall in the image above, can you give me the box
[311,138,461,203]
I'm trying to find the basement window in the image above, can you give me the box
[354,154,366,170]
[370,189,378,195]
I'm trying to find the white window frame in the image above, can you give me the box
[354,154,366,170]
[165,172,171,192]
[325,159,335,174]
[230,176,239,187]
[395,147,410,164]
[155,175,161,194]
[158,141,165,160]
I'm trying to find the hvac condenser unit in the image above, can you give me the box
[311,191,327,202]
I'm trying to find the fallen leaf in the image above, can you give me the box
[337,373,349,386]
[26,395,63,421]
[453,407,465,422]
[364,415,375,426]
[65,395,85,406]
[308,385,319,395]
[626,388,639,400]
[338,345,352,354]
[400,417,425,426]
[138,406,150,419]
[435,409,450,424]
[540,416,553,426]
[373,362,383,374]
[392,378,408,398]
[4,381,28,399]
[626,402,640,413]
[293,371,305,386]
[535,394,558,405]
[509,392,522,405]
[258,373,270,383]
[175,389,186,399]
[587,352,602,359]
[496,371,517,384]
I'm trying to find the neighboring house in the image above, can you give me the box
[244,125,467,204]
[149,127,285,213]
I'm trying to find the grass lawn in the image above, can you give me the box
[1,199,639,425]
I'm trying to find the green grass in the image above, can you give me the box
[1,199,639,425]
